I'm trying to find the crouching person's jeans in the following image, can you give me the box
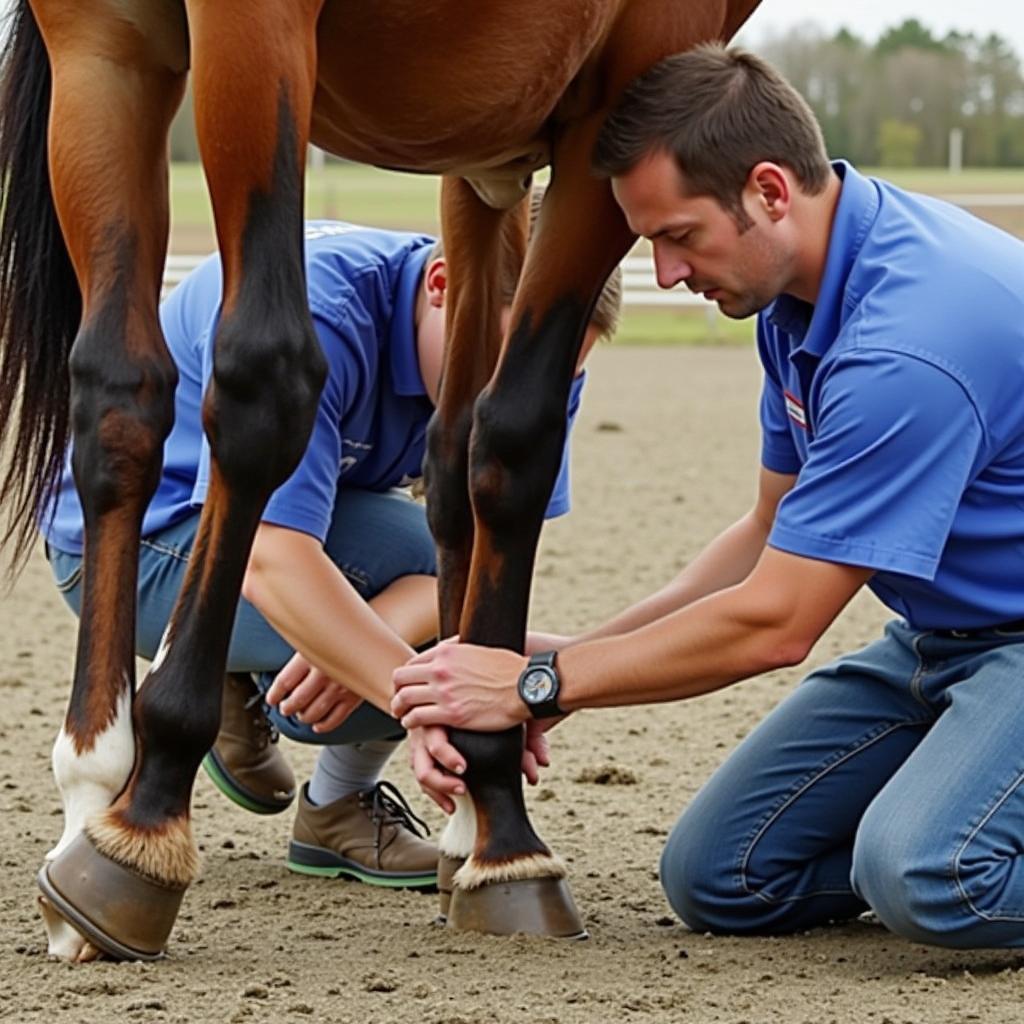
[660,618,1024,949]
[48,488,436,745]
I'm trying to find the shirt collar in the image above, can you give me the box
[389,243,433,397]
[766,160,879,359]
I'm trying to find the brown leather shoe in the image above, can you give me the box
[287,781,438,888]
[201,673,296,814]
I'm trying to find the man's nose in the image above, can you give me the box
[653,249,692,290]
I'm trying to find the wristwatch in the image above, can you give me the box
[517,650,564,719]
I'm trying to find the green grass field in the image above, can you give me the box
[168,162,1023,349]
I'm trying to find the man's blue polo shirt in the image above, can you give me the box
[758,162,1024,630]
[43,221,582,554]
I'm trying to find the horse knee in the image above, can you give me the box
[206,308,326,495]
[68,317,177,514]
[469,383,564,534]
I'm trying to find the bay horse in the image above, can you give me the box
[0,0,762,961]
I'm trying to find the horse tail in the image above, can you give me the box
[0,0,81,572]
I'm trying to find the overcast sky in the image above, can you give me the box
[740,1,1024,59]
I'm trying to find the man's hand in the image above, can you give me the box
[521,719,554,785]
[407,725,466,814]
[266,652,362,734]
[408,719,553,812]
[391,641,528,731]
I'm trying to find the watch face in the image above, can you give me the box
[521,668,555,704]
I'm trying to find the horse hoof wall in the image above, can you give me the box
[37,832,188,962]
[436,853,466,924]
[447,875,587,939]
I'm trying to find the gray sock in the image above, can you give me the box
[307,738,401,806]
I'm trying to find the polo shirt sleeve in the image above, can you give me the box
[756,320,802,474]
[192,310,362,543]
[768,349,984,579]
[542,370,586,520]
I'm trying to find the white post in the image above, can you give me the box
[308,145,329,217]
[948,127,963,175]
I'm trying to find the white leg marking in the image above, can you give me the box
[47,682,134,861]
[43,679,134,959]
[439,794,477,859]
[150,624,173,674]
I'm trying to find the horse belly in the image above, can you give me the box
[311,0,621,172]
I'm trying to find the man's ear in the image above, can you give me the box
[748,162,791,221]
[424,257,447,308]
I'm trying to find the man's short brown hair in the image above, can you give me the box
[592,44,831,225]
[429,186,623,341]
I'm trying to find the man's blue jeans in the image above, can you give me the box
[661,618,1024,948]
[48,489,436,745]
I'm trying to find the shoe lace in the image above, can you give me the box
[243,689,280,746]
[361,780,431,843]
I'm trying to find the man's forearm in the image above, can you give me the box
[244,528,414,713]
[560,584,799,711]
[559,550,871,712]
[579,511,771,642]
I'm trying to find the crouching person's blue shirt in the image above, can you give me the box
[758,162,1024,630]
[43,221,584,553]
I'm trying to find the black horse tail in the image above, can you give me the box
[0,0,81,572]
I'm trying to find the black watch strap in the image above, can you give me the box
[518,650,564,719]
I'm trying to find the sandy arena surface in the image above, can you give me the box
[3,346,1024,1024]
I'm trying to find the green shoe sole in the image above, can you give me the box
[201,752,294,815]
[286,843,437,889]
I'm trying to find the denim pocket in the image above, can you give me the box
[49,550,83,594]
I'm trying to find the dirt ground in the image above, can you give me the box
[3,346,1024,1024]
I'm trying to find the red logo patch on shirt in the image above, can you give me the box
[784,391,807,430]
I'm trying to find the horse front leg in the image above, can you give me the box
[424,177,528,917]
[38,0,325,962]
[19,3,188,962]
[443,137,635,936]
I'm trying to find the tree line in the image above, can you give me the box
[169,19,1024,169]
[756,19,1024,167]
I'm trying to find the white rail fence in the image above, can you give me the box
[162,254,712,310]
[164,191,1024,309]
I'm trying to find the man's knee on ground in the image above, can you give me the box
[852,800,976,948]
[659,818,789,936]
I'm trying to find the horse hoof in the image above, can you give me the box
[36,832,188,961]
[436,853,466,923]
[447,875,588,939]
